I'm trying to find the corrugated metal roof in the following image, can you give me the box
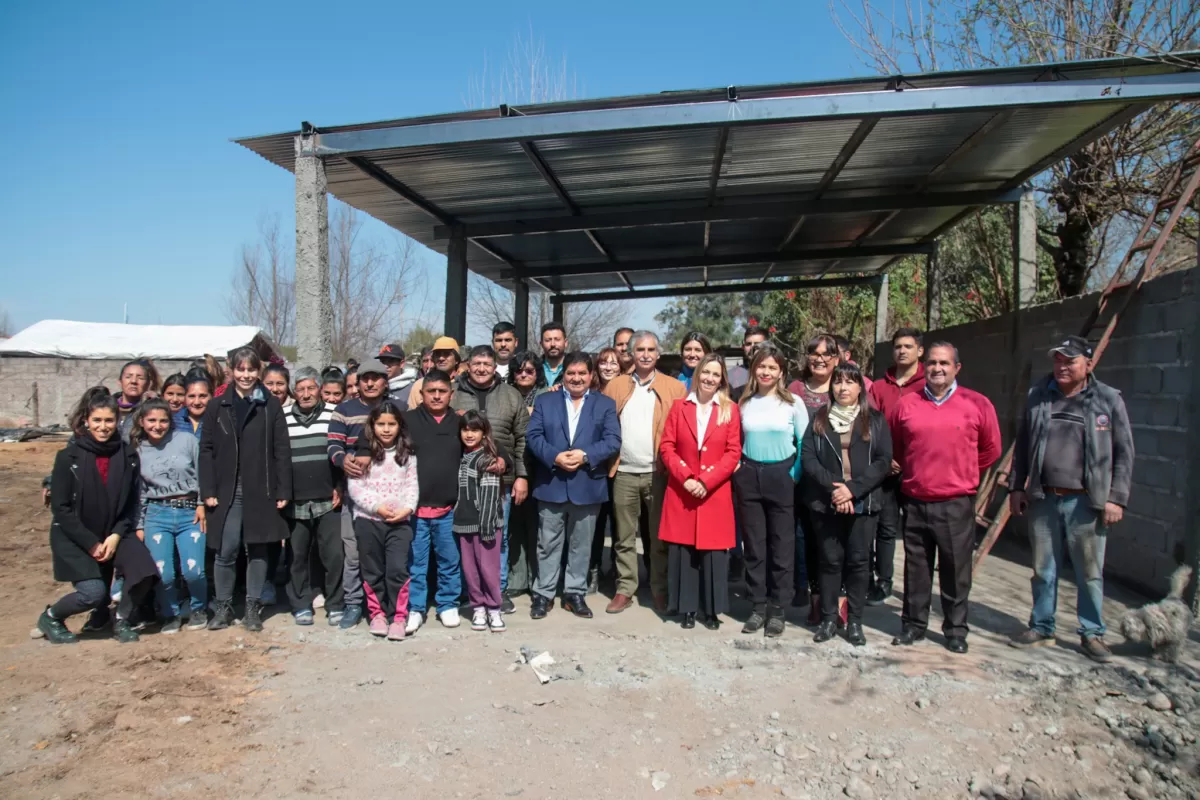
[236,53,1200,297]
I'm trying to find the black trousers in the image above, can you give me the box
[795,500,820,595]
[816,512,876,623]
[287,512,346,614]
[354,518,413,622]
[900,495,975,638]
[733,457,795,608]
[873,475,902,584]
[590,478,615,576]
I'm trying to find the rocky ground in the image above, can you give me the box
[1,440,1197,799]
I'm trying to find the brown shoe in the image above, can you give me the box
[1081,635,1112,663]
[606,593,633,614]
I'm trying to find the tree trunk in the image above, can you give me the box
[1050,153,1099,297]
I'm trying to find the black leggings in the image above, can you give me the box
[213,489,270,603]
[816,512,877,623]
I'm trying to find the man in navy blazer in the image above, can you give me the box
[525,352,621,620]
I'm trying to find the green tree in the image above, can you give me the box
[654,289,766,350]
[401,324,440,357]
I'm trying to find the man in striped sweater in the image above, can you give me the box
[284,367,345,626]
[327,358,389,629]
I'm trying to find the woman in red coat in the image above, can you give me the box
[659,354,742,630]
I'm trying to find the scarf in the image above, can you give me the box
[74,433,126,537]
[828,402,860,435]
[115,394,140,413]
[452,449,502,542]
[291,399,326,427]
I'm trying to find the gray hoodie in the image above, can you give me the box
[136,429,201,528]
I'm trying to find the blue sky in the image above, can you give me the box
[0,0,869,343]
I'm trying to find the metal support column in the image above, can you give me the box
[551,295,566,329]
[1013,187,1038,308]
[294,133,332,367]
[445,227,469,343]
[925,242,942,331]
[513,280,530,347]
[874,274,890,345]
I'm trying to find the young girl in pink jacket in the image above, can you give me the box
[347,401,419,641]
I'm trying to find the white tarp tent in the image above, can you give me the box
[0,320,277,360]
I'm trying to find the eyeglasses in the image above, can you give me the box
[807,352,834,363]
[516,366,537,375]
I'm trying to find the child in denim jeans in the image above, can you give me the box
[131,399,207,632]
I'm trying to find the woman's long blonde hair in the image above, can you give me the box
[739,345,796,406]
[693,353,734,425]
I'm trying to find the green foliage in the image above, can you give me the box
[400,324,440,357]
[654,290,765,350]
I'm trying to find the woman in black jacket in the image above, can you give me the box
[800,363,891,646]
[199,347,292,632]
[36,388,160,644]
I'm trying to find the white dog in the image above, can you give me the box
[1119,565,1193,663]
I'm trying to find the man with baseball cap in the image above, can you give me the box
[378,343,418,406]
[1008,334,1133,662]
[405,336,463,410]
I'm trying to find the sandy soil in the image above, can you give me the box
[1,440,1197,800]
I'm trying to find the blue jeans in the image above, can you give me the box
[408,511,461,614]
[500,495,512,593]
[143,503,207,617]
[1028,494,1108,638]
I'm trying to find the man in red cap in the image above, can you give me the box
[1007,335,1133,663]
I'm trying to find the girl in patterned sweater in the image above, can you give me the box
[347,401,419,641]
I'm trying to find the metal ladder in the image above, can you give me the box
[972,136,1200,574]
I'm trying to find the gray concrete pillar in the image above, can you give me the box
[925,242,942,331]
[513,281,530,347]
[294,134,332,367]
[874,273,890,345]
[445,228,469,343]
[551,296,566,330]
[1013,187,1038,309]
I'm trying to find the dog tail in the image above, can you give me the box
[1168,564,1193,601]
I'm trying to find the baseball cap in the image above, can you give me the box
[1049,335,1094,359]
[356,357,391,378]
[378,343,406,362]
[432,336,460,353]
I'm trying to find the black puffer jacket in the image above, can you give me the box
[451,375,529,479]
[198,384,292,549]
[800,408,892,515]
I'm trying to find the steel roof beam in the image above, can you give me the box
[556,274,882,303]
[706,128,730,205]
[501,243,930,280]
[433,188,1024,239]
[315,72,1200,157]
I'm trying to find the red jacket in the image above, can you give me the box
[657,397,741,550]
[889,385,1001,502]
[869,363,926,420]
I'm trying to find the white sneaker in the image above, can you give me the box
[313,593,325,610]
[471,608,487,631]
[405,611,423,635]
[439,608,461,628]
[488,610,506,633]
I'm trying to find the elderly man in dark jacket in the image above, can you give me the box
[451,345,530,612]
[1008,336,1134,663]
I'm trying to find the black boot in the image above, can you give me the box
[586,568,600,595]
[846,622,866,647]
[243,599,264,632]
[764,604,786,638]
[36,608,78,644]
[81,605,112,633]
[113,618,140,643]
[813,619,837,643]
[208,601,235,631]
[681,612,696,629]
[742,604,767,634]
[866,580,891,606]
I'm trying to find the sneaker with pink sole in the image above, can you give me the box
[387,621,406,641]
[368,615,388,636]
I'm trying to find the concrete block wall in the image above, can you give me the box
[874,267,1198,595]
[0,357,195,428]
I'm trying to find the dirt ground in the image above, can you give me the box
[1,440,1198,800]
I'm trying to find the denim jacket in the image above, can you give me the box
[1009,375,1134,510]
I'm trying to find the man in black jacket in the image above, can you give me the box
[451,346,529,613]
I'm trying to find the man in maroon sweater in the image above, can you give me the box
[888,342,1001,654]
[865,328,926,605]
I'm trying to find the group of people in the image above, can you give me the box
[35,318,1134,661]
